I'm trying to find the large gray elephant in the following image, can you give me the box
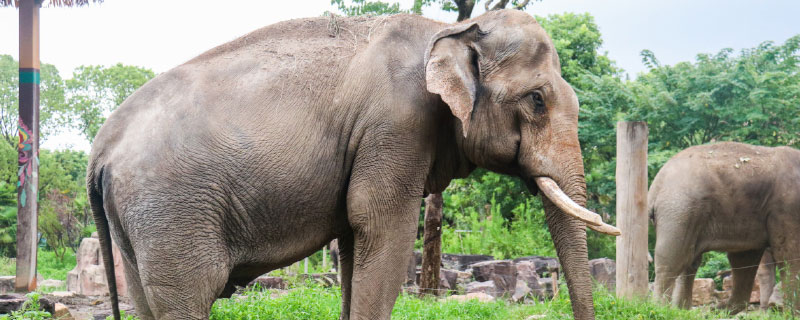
[88,10,619,320]
[649,142,800,313]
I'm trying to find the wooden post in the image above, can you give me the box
[551,271,559,298]
[615,121,648,299]
[304,257,309,274]
[420,193,443,295]
[322,247,327,272]
[15,0,40,293]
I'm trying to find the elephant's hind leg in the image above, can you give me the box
[724,249,764,314]
[653,228,698,305]
[136,238,231,319]
[673,254,701,309]
[123,258,155,320]
[756,249,776,310]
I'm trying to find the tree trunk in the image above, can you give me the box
[420,193,443,296]
[454,0,475,22]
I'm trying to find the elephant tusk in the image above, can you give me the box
[534,177,622,236]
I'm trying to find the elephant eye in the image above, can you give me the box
[530,91,546,114]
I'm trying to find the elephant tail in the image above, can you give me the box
[88,166,121,320]
[647,191,657,228]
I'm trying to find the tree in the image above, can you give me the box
[330,0,405,16]
[0,55,68,147]
[65,64,155,141]
[332,0,538,20]
[631,36,800,150]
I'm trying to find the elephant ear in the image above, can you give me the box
[425,23,482,137]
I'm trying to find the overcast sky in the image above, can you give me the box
[1,0,799,151]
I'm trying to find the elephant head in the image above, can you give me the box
[424,10,619,318]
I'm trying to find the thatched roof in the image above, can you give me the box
[1,0,103,7]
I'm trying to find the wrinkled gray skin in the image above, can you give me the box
[649,142,800,314]
[88,10,595,319]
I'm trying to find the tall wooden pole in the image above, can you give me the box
[16,0,40,293]
[615,121,648,299]
[420,193,443,295]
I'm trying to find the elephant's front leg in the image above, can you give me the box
[344,178,422,319]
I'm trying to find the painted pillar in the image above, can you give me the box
[16,0,40,293]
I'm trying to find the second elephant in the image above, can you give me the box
[649,142,800,313]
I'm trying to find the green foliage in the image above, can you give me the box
[0,55,69,147]
[105,310,138,320]
[330,0,405,16]
[0,249,77,281]
[0,292,51,320]
[66,63,155,141]
[439,193,555,259]
[37,149,91,259]
[630,35,800,150]
[203,283,793,319]
[0,59,147,259]
[696,251,732,290]
[0,146,91,259]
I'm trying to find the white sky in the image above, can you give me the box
[1,0,799,151]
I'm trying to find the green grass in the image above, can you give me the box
[0,249,76,281]
[207,283,795,320]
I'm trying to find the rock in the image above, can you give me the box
[0,294,27,313]
[79,265,108,296]
[516,261,545,298]
[768,282,783,309]
[692,278,716,306]
[67,237,127,296]
[402,284,420,295]
[50,291,77,298]
[54,302,73,320]
[40,279,65,288]
[247,276,286,290]
[538,277,557,299]
[455,270,473,287]
[749,277,761,304]
[446,292,495,303]
[439,269,458,291]
[298,273,338,287]
[513,256,560,276]
[0,276,15,293]
[441,254,494,271]
[466,281,497,297]
[720,271,764,304]
[715,289,730,302]
[470,260,517,296]
[512,279,531,302]
[722,275,733,292]
[0,293,55,314]
[405,252,417,285]
[525,316,546,320]
[588,258,616,291]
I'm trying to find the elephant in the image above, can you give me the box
[649,142,800,313]
[87,10,619,320]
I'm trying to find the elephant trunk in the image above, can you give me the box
[540,170,595,319]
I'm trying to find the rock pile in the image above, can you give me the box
[66,233,127,296]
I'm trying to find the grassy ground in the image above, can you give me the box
[0,252,794,319]
[208,282,794,320]
[0,249,76,281]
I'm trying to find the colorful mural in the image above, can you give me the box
[17,119,36,207]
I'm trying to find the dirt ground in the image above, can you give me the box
[43,293,136,320]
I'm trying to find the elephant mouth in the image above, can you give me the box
[528,176,621,236]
